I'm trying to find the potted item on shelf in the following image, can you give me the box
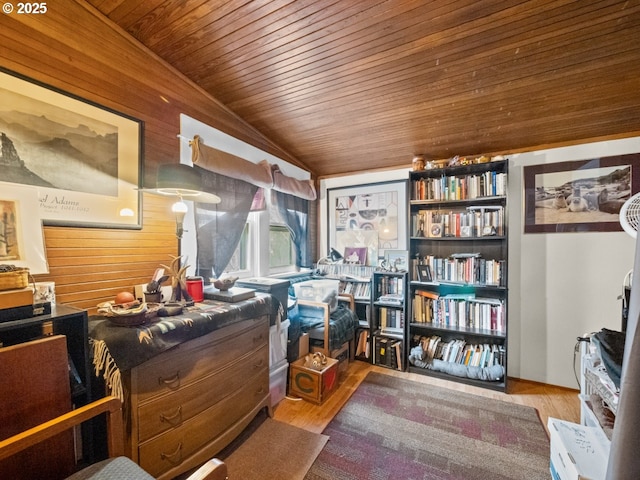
[144,269,168,303]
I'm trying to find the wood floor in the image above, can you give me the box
[273,360,581,436]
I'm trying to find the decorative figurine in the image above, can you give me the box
[412,155,426,171]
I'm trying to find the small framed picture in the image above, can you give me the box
[385,249,409,272]
[344,246,367,265]
[416,265,432,282]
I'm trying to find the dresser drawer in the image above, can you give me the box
[138,369,269,478]
[132,317,268,402]
[137,343,268,442]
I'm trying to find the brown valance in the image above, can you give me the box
[190,135,316,200]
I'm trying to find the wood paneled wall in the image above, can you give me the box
[0,0,301,313]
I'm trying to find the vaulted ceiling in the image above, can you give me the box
[88,0,640,178]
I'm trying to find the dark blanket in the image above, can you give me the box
[89,294,272,373]
[593,328,625,389]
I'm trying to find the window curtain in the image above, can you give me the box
[194,166,258,282]
[273,190,311,269]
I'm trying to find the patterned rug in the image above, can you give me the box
[305,372,550,479]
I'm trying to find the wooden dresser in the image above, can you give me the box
[121,314,270,479]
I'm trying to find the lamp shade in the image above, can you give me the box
[139,164,221,204]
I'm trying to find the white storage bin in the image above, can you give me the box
[293,279,339,303]
[269,360,289,406]
[548,417,609,480]
[269,318,290,367]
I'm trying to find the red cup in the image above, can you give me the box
[186,276,204,302]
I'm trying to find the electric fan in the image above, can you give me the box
[607,192,640,479]
[619,192,640,238]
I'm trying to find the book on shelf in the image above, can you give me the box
[411,291,504,333]
[412,254,505,287]
[375,336,402,370]
[379,306,404,331]
[340,280,371,299]
[394,340,403,371]
[316,263,376,278]
[411,170,507,201]
[412,205,504,239]
[376,274,404,296]
[356,329,370,358]
[378,294,403,305]
[415,335,505,368]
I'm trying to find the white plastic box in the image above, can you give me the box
[293,279,339,303]
[269,318,290,367]
[269,360,289,406]
[548,417,609,480]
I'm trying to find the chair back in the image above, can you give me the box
[0,335,76,480]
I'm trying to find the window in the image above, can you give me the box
[268,193,297,274]
[225,222,250,272]
[270,225,295,269]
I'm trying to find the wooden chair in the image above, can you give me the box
[0,335,227,480]
[297,293,358,361]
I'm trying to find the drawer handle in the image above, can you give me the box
[253,334,265,344]
[254,359,265,368]
[161,442,183,464]
[257,386,266,395]
[160,405,182,425]
[158,371,180,387]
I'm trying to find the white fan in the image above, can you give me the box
[608,191,640,479]
[619,192,640,238]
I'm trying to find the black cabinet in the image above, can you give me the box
[372,271,407,371]
[0,305,95,463]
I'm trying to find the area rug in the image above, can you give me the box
[305,372,550,480]
[222,415,328,480]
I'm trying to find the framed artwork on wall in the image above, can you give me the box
[0,184,48,274]
[523,154,640,233]
[385,249,409,272]
[327,180,407,261]
[0,68,143,229]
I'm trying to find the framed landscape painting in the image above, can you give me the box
[523,154,640,233]
[0,68,143,229]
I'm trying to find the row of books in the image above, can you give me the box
[316,263,375,278]
[339,280,371,299]
[376,275,405,296]
[411,255,505,286]
[412,290,506,333]
[412,206,504,238]
[416,334,505,368]
[374,335,403,370]
[411,171,507,201]
[379,306,405,333]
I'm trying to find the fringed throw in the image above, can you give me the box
[91,338,124,402]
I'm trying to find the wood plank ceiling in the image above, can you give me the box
[88,0,640,178]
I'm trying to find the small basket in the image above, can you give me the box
[0,267,29,291]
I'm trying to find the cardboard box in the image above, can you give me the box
[289,355,339,404]
[548,417,609,480]
[312,341,349,373]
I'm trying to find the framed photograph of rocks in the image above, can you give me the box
[0,68,143,229]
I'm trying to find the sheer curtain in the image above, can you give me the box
[273,190,312,269]
[194,166,258,282]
